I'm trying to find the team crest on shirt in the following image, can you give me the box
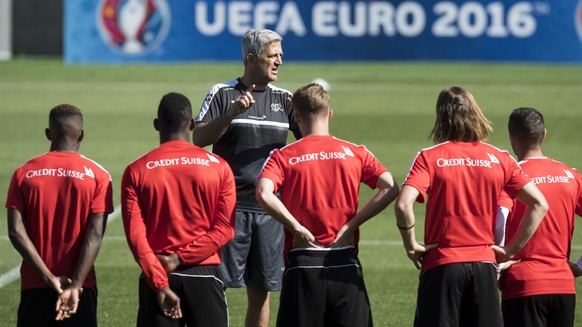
[342,146,355,157]
[271,103,284,112]
[487,153,500,164]
[84,166,95,179]
[206,153,220,163]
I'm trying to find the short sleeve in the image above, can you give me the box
[498,190,514,211]
[503,157,530,197]
[197,86,226,123]
[258,150,284,192]
[91,170,114,214]
[403,151,431,203]
[360,147,388,189]
[5,171,23,210]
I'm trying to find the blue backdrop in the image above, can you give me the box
[65,0,582,63]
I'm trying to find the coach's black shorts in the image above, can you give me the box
[218,210,284,291]
[502,294,575,327]
[414,262,502,327]
[137,265,227,327]
[277,247,373,327]
[17,287,98,327]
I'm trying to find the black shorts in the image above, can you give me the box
[137,265,228,327]
[17,287,98,327]
[218,210,284,291]
[502,294,575,327]
[276,247,373,327]
[415,262,502,327]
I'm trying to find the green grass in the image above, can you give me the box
[1,59,582,326]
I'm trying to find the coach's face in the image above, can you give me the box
[253,41,283,84]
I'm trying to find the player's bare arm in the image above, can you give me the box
[394,185,438,269]
[491,182,547,262]
[256,177,322,249]
[7,207,68,293]
[330,172,400,248]
[56,212,108,320]
[193,85,256,148]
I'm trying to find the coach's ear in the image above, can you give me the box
[328,108,333,121]
[189,118,195,131]
[45,128,51,141]
[542,128,547,142]
[153,118,160,131]
[78,130,84,143]
[245,52,254,66]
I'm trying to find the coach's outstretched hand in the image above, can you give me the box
[231,84,256,116]
[157,287,182,320]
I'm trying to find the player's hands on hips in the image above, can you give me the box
[157,253,181,273]
[491,245,513,263]
[406,242,438,270]
[329,224,355,248]
[292,225,323,249]
[496,259,520,281]
[157,286,182,319]
[55,286,83,320]
[231,84,256,115]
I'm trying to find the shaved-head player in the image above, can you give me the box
[121,92,236,326]
[6,104,113,326]
[499,107,582,327]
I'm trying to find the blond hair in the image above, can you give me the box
[291,83,330,117]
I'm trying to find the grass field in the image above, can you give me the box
[1,59,582,326]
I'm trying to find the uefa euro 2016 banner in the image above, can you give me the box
[65,0,582,63]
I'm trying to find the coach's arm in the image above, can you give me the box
[193,85,255,147]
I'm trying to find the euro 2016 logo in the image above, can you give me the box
[97,0,171,56]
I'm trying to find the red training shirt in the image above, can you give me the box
[5,152,113,289]
[403,141,530,272]
[121,140,236,291]
[500,157,582,300]
[258,135,388,256]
